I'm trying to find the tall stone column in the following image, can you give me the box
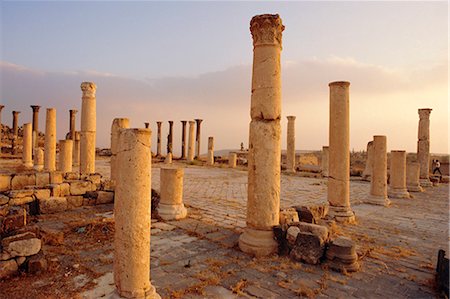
[44,108,57,171]
[181,121,187,159]
[22,123,33,168]
[157,167,187,220]
[417,108,432,187]
[114,128,160,299]
[12,111,20,137]
[31,105,41,148]
[321,146,329,177]
[69,109,77,140]
[58,139,73,173]
[73,132,80,167]
[0,105,4,147]
[286,116,296,172]
[80,82,97,174]
[406,162,423,192]
[388,150,410,199]
[194,119,203,159]
[207,137,214,166]
[156,121,162,157]
[367,135,390,206]
[167,121,173,155]
[327,81,355,222]
[111,118,130,182]
[362,141,373,181]
[187,121,195,162]
[239,14,284,256]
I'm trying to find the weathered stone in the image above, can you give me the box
[96,191,114,204]
[111,118,130,182]
[0,252,11,261]
[38,197,67,214]
[3,234,41,257]
[0,195,8,205]
[44,108,57,171]
[58,139,73,173]
[388,150,410,199]
[67,196,84,208]
[101,179,115,192]
[22,123,33,168]
[362,141,373,181]
[47,184,61,197]
[0,260,18,279]
[16,256,26,266]
[294,222,329,243]
[35,172,50,187]
[157,167,187,220]
[279,208,299,225]
[290,231,325,264]
[286,226,300,248]
[0,174,12,192]
[88,174,102,188]
[34,189,51,200]
[60,183,70,196]
[64,172,80,180]
[325,236,359,272]
[295,204,329,224]
[8,189,34,198]
[187,121,195,162]
[40,227,64,245]
[28,253,48,274]
[70,181,94,195]
[229,153,237,168]
[11,174,36,190]
[367,135,390,206]
[80,82,97,175]
[406,162,423,192]
[0,208,27,235]
[50,171,63,184]
[8,196,34,206]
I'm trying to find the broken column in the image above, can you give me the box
[321,146,329,177]
[34,148,44,171]
[181,121,187,159]
[367,135,390,206]
[417,108,432,187]
[207,137,214,166]
[194,119,202,159]
[69,109,77,140]
[73,132,80,167]
[156,121,162,157]
[31,105,41,148]
[388,150,410,199]
[44,108,56,171]
[167,121,173,155]
[22,123,33,168]
[362,141,373,181]
[406,162,423,192]
[80,82,97,174]
[327,81,355,222]
[286,116,296,172]
[58,139,73,173]
[229,152,237,168]
[157,167,187,220]
[187,121,195,162]
[238,14,284,256]
[111,118,130,182]
[114,128,160,299]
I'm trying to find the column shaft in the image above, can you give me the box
[229,153,237,168]
[69,109,77,140]
[181,121,187,159]
[156,121,162,157]
[388,150,410,198]
[195,119,203,159]
[158,167,187,220]
[417,108,432,187]
[368,135,390,206]
[111,118,130,182]
[80,82,97,174]
[59,139,73,173]
[22,123,33,168]
[362,141,373,181]
[167,121,173,154]
[73,132,80,167]
[44,108,56,171]
[187,121,195,162]
[406,162,423,192]
[207,136,214,166]
[321,146,329,177]
[12,111,20,137]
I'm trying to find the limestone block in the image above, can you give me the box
[295,204,329,224]
[325,236,359,272]
[290,231,325,264]
[35,172,50,187]
[67,196,84,208]
[8,196,34,206]
[70,181,94,195]
[47,184,61,197]
[0,208,27,235]
[34,189,51,200]
[60,183,70,196]
[0,195,8,205]
[2,233,41,257]
[229,153,237,168]
[96,191,114,204]
[286,226,300,248]
[38,197,67,214]
[0,174,12,192]
[0,260,18,279]
[279,208,299,225]
[101,179,115,192]
[64,172,80,180]
[11,174,36,190]
[16,257,26,267]
[50,171,63,184]
[88,174,102,189]
[8,189,34,198]
[0,252,12,261]
[295,222,329,243]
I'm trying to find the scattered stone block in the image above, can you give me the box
[0,259,18,279]
[0,205,8,217]
[296,222,329,242]
[67,196,84,209]
[28,253,48,274]
[96,191,114,204]
[35,172,50,187]
[279,208,299,225]
[0,207,27,235]
[290,231,325,264]
[2,232,41,257]
[0,195,9,205]
[295,203,329,224]
[325,236,359,272]
[70,181,94,195]
[34,189,51,200]
[11,174,36,190]
[60,183,70,196]
[0,174,12,192]
[49,171,63,184]
[38,197,68,214]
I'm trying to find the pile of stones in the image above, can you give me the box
[274,205,359,272]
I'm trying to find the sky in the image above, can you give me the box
[0,1,448,155]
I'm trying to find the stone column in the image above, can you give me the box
[31,105,41,148]
[114,128,160,299]
[417,108,432,187]
[73,132,81,167]
[22,123,33,168]
[207,137,214,166]
[80,82,97,174]
[362,141,373,181]
[144,122,149,129]
[388,150,410,199]
[156,121,162,157]
[194,119,203,159]
[187,121,195,162]
[157,167,187,220]
[286,116,296,172]
[69,109,77,140]
[12,111,20,137]
[33,148,44,171]
[406,162,423,192]
[239,14,284,257]
[111,118,130,182]
[229,152,237,168]
[44,108,56,171]
[367,135,390,206]
[327,81,355,222]
[164,152,172,164]
[167,121,173,155]
[0,105,4,147]
[58,139,73,173]
[321,146,329,177]
[181,121,187,159]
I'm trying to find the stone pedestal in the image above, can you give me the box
[388,150,410,199]
[181,121,187,159]
[156,121,162,157]
[327,81,355,222]
[157,167,187,220]
[229,153,237,168]
[367,135,390,206]
[194,119,203,159]
[321,146,329,177]
[362,141,373,181]
[111,118,130,182]
[73,132,80,167]
[44,108,56,171]
[69,109,77,140]
[239,14,284,257]
[59,140,73,173]
[187,121,195,162]
[417,108,432,187]
[167,121,173,155]
[207,137,214,166]
[80,82,97,174]
[286,116,296,172]
[114,128,160,299]
[22,123,33,168]
[34,148,44,171]
[406,162,423,192]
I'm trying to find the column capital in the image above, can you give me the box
[30,105,41,112]
[12,110,21,115]
[286,115,296,121]
[156,121,162,126]
[181,120,187,125]
[250,14,284,48]
[189,120,195,125]
[81,82,97,97]
[70,109,78,114]
[418,108,432,119]
[168,121,174,125]
[195,119,203,124]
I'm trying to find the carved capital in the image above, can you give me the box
[81,82,97,97]
[287,116,296,121]
[418,108,432,119]
[30,105,41,112]
[250,14,284,48]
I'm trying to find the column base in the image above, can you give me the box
[388,188,410,199]
[157,203,187,221]
[328,206,356,223]
[365,195,391,207]
[407,185,423,192]
[110,284,161,299]
[238,227,278,257]
[24,162,33,169]
[419,178,433,187]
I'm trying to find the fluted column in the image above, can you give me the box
[59,139,73,173]
[80,82,97,174]
[31,105,41,148]
[321,146,329,177]
[181,121,187,159]
[44,108,57,171]
[207,136,214,166]
[362,141,373,181]
[194,119,203,159]
[406,162,423,192]
[69,109,77,140]
[22,123,33,168]
[111,118,130,182]
[367,135,390,206]
[156,121,162,157]
[388,150,410,199]
[417,108,432,187]
[286,116,296,172]
[167,121,173,155]
[239,14,284,256]
[187,121,195,162]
